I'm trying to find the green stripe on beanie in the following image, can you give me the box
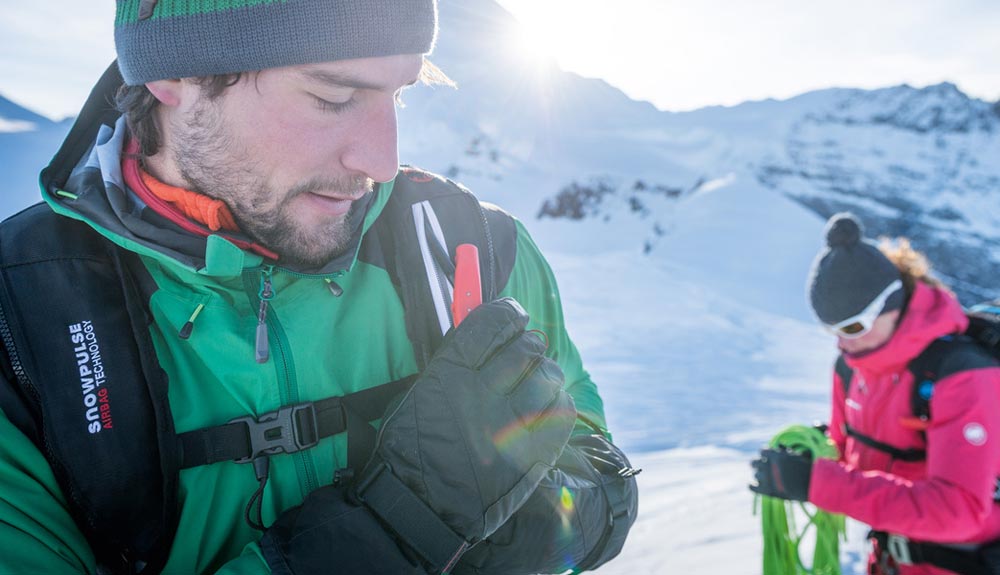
[115,0,437,85]
[116,0,286,24]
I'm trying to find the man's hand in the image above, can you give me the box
[260,485,427,575]
[258,298,575,575]
[750,447,814,502]
[358,297,577,567]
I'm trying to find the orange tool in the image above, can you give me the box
[451,244,482,327]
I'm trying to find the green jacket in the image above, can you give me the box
[0,115,607,573]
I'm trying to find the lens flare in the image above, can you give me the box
[558,486,578,572]
[491,408,577,452]
[560,486,575,511]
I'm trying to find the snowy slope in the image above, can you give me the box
[546,218,844,573]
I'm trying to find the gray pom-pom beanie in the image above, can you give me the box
[807,212,904,325]
[115,0,438,85]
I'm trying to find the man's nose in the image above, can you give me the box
[342,97,399,184]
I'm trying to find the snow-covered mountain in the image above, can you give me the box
[758,83,1000,302]
[0,94,72,216]
[396,0,1000,306]
[1,1,997,573]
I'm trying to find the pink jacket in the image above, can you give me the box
[810,283,1000,555]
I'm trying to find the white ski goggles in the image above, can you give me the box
[823,279,903,339]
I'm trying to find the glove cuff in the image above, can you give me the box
[356,460,472,573]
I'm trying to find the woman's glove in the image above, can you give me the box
[750,447,813,502]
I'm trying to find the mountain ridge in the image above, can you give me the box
[2,0,996,307]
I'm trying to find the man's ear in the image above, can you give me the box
[145,79,184,107]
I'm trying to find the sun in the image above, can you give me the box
[496,1,576,72]
[506,20,560,70]
[495,2,607,79]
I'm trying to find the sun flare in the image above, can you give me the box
[496,1,610,79]
[507,21,560,69]
[497,0,597,73]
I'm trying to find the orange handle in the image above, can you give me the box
[452,244,482,327]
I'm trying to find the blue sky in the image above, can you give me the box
[2,0,999,120]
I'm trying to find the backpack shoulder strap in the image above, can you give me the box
[835,354,853,395]
[838,335,996,463]
[368,167,518,369]
[907,335,998,420]
[968,301,1000,351]
[0,204,177,574]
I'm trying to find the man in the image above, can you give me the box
[0,1,637,574]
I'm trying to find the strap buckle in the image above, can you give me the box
[229,403,319,463]
[887,534,914,565]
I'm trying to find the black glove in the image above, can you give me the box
[749,447,813,502]
[454,434,639,575]
[355,298,577,572]
[259,485,427,575]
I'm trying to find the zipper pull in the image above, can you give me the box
[324,278,344,297]
[256,267,275,363]
[179,303,205,340]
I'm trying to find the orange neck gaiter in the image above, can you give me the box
[137,167,239,233]
[121,138,279,260]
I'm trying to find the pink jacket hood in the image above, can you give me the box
[845,282,969,376]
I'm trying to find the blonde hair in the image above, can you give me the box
[877,237,948,294]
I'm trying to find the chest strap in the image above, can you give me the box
[843,424,927,462]
[177,375,416,471]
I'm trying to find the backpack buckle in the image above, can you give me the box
[886,534,913,565]
[230,403,320,463]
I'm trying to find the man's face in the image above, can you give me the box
[164,54,424,269]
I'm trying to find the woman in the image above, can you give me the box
[751,212,1000,575]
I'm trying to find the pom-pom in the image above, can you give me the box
[825,213,863,247]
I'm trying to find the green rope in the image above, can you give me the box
[754,424,847,575]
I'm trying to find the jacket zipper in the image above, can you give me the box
[253,267,344,362]
[255,266,275,364]
[244,266,320,496]
[0,302,32,396]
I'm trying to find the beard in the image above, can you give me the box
[169,97,373,270]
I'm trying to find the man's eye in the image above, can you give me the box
[313,95,356,113]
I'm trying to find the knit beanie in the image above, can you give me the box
[807,213,904,325]
[115,0,438,85]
